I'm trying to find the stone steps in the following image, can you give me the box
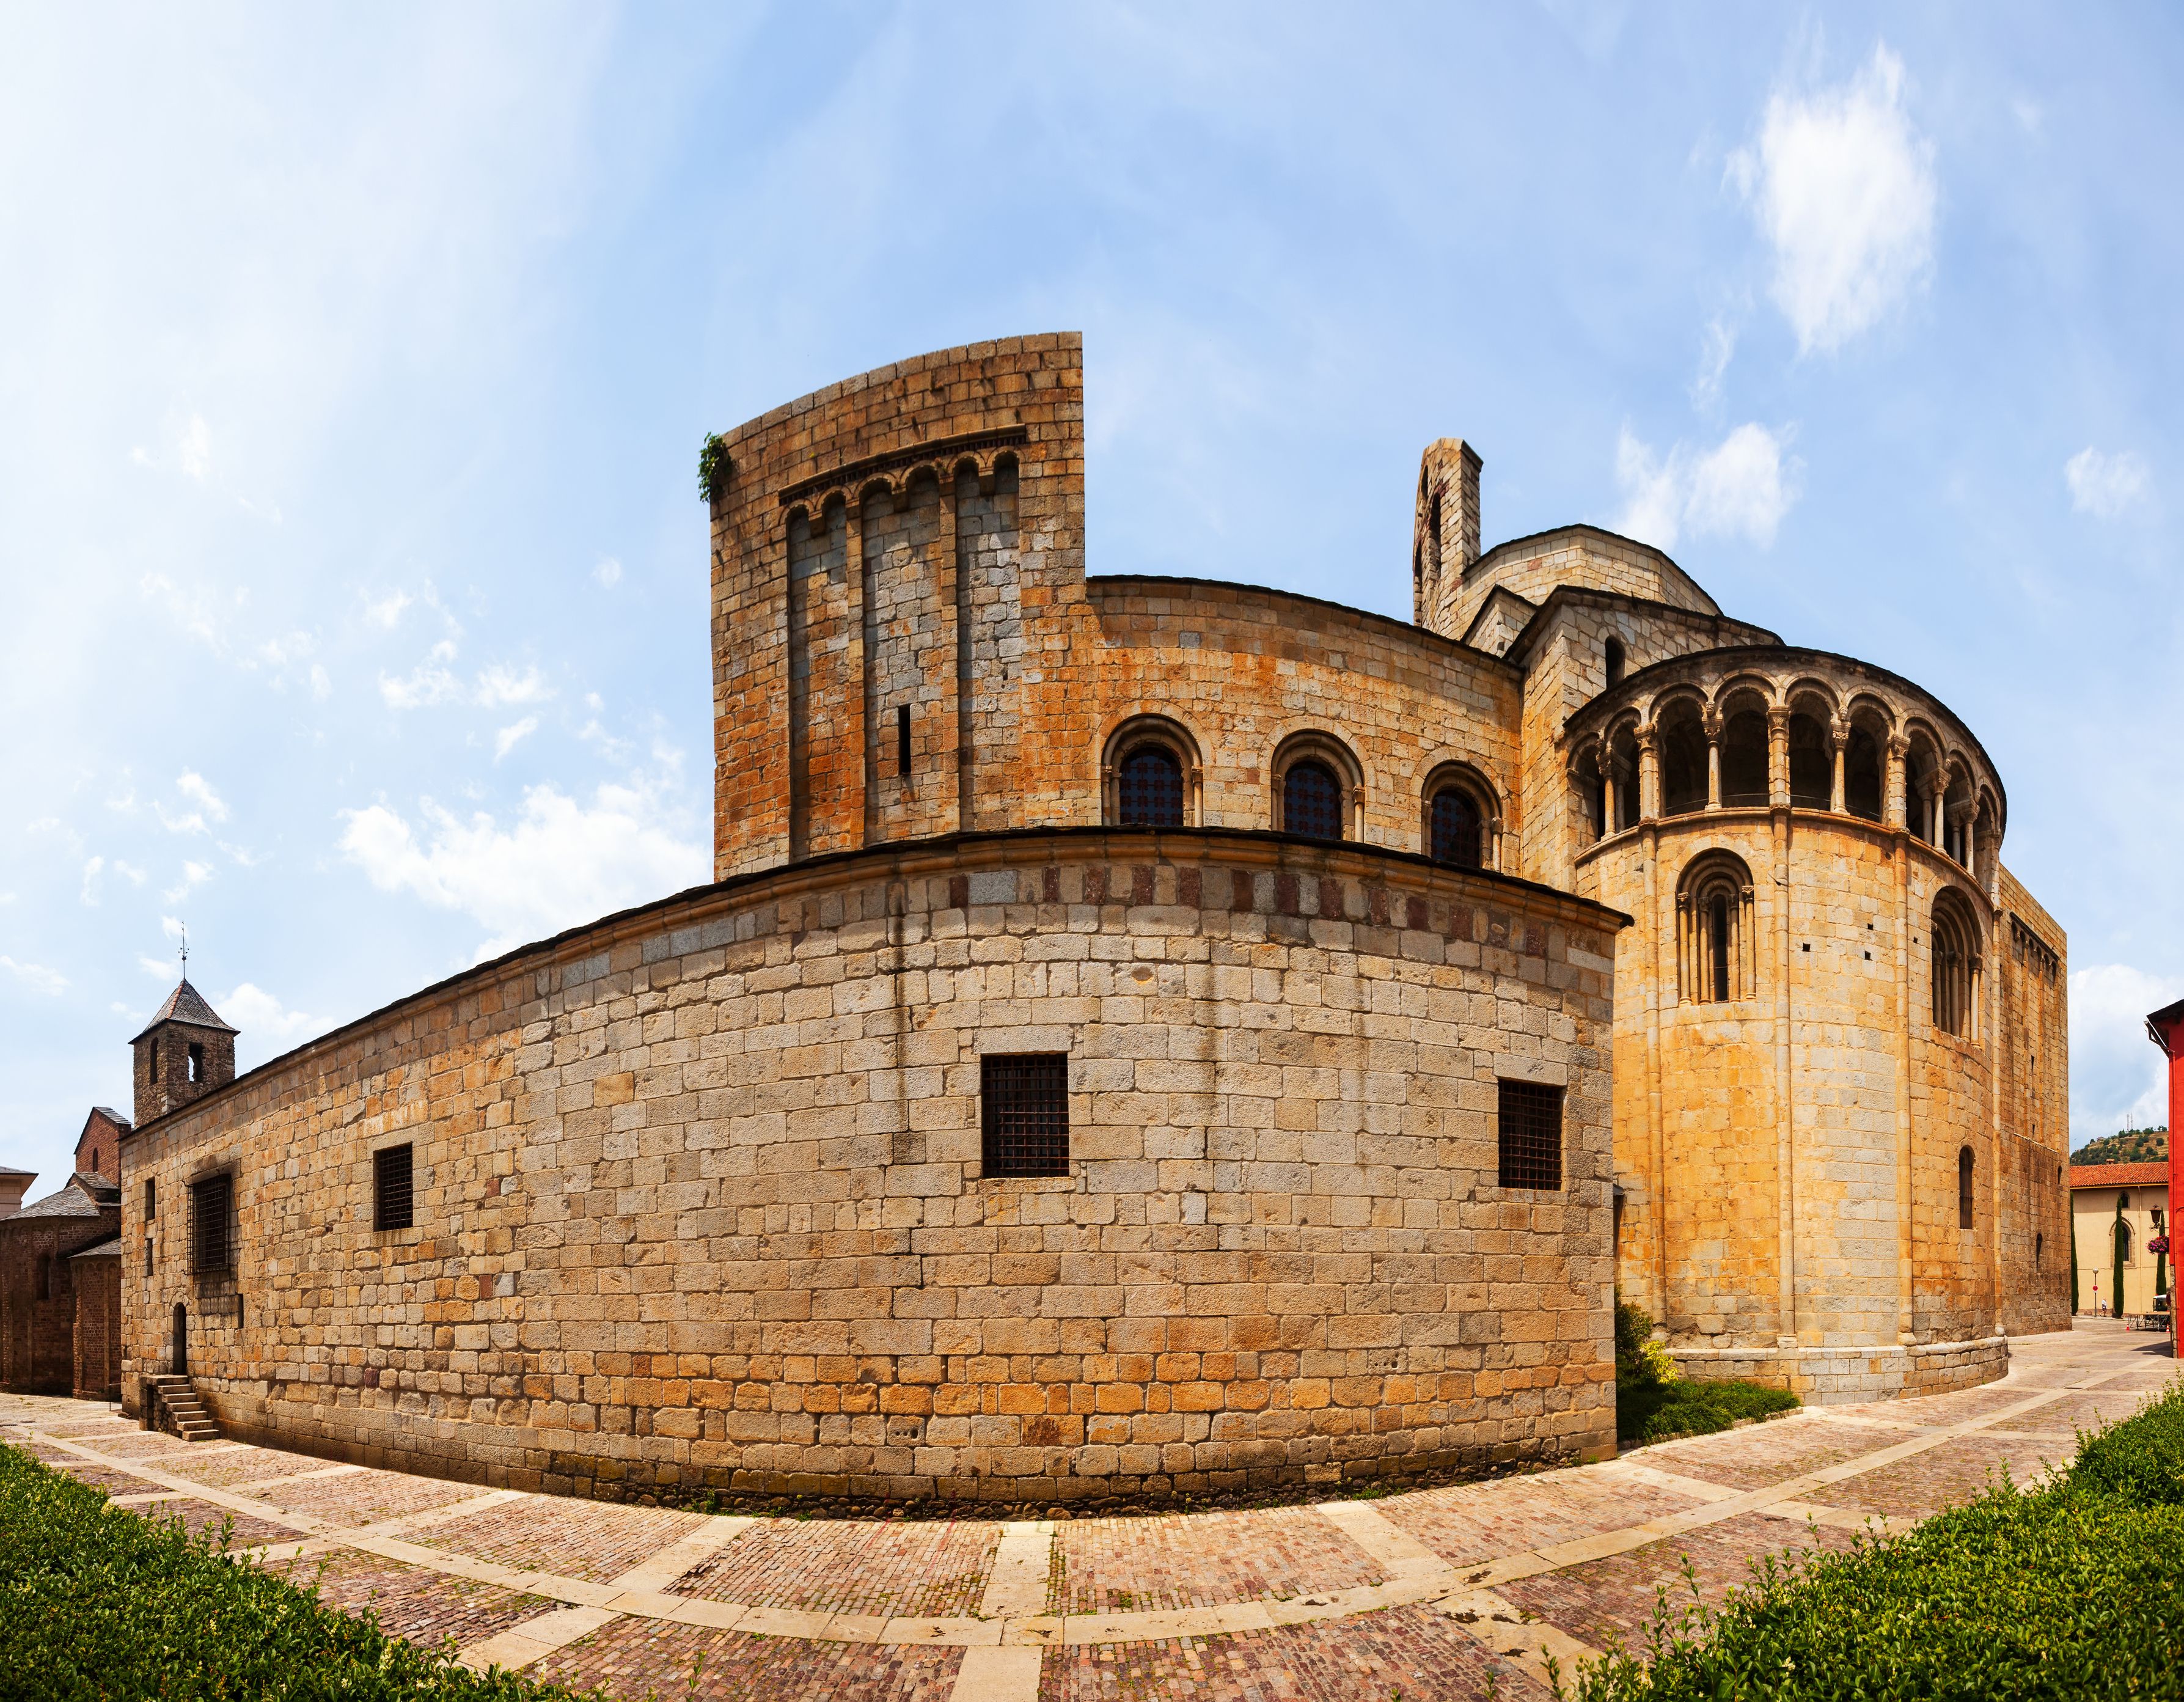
[147,1374,221,1442]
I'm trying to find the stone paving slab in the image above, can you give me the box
[4,1328,2179,1701]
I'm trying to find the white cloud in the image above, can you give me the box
[163,860,214,903]
[1614,422,1801,551]
[257,631,314,668]
[1690,316,1737,414]
[177,771,229,823]
[0,956,68,997]
[178,413,211,481]
[213,983,328,1054]
[338,770,707,961]
[379,666,465,710]
[593,556,623,589]
[160,915,186,943]
[309,663,332,700]
[2065,447,2149,519]
[494,716,539,761]
[1730,45,1937,354]
[140,955,175,980]
[80,855,104,905]
[2069,963,2183,1150]
[475,663,551,708]
[113,860,146,886]
[365,589,412,629]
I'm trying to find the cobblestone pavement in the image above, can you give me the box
[5,1324,2175,1701]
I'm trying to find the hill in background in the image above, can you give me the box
[2071,1127,2170,1167]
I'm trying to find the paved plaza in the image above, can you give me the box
[5,1324,2176,1701]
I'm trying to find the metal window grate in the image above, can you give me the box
[1497,1080,1563,1191]
[1119,746,1184,827]
[1284,760,1344,842]
[375,1143,416,1232]
[981,1054,1070,1178]
[1429,787,1482,868]
[189,1174,233,1274]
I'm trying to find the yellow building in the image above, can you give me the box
[2071,1162,2171,1319]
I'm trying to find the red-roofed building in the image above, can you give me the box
[2142,997,2184,1351]
[2071,1160,2169,1321]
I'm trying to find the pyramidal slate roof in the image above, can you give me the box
[131,977,236,1042]
[8,1175,114,1221]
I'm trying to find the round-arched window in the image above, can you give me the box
[1284,761,1344,842]
[1118,746,1184,828]
[1429,787,1483,869]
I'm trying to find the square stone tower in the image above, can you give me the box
[131,980,236,1127]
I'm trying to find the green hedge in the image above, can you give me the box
[0,1443,593,1701]
[1567,1384,2184,1700]
[1618,1377,1801,1447]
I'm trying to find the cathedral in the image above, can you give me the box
[107,335,2069,1505]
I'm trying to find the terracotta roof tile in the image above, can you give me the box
[2070,1162,2171,1191]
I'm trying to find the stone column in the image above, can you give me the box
[1704,710,1723,810]
[1600,739,1619,838]
[1924,773,1947,848]
[1829,719,1849,815]
[1963,807,1979,877]
[1636,724,1660,821]
[1766,706,1791,810]
[1885,734,1909,831]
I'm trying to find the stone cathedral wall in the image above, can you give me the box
[120,831,1623,1505]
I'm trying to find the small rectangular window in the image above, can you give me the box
[897,703,912,777]
[187,1042,205,1083]
[981,1054,1070,1178]
[1497,1080,1564,1191]
[144,1178,156,1220]
[189,1174,233,1274]
[374,1143,416,1232]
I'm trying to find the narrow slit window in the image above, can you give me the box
[374,1144,416,1233]
[189,1174,233,1274]
[1957,1146,1974,1230]
[187,1042,205,1083]
[981,1054,1069,1178]
[1497,1080,1564,1191]
[144,1178,156,1219]
[897,704,912,777]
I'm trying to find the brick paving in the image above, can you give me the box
[2,1325,2177,1701]
[1497,1512,1859,1651]
[670,1516,997,1619]
[1052,1508,1387,1613]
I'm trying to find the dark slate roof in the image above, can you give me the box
[7,1176,111,1220]
[70,1233,122,1260]
[0,1166,34,1180]
[131,977,237,1041]
[88,1106,131,1131]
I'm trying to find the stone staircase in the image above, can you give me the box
[147,1374,221,1443]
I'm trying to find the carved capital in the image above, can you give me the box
[1888,733,1911,760]
[1702,709,1723,741]
[1766,705,1791,736]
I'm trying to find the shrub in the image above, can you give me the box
[1618,1377,1800,1447]
[2065,1381,2184,1507]
[1615,1301,1679,1390]
[1567,1381,2184,1700]
[0,1443,592,1701]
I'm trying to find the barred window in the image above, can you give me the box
[189,1173,233,1274]
[1283,760,1344,842]
[1497,1080,1563,1191]
[1429,787,1484,870]
[374,1143,416,1232]
[981,1054,1069,1178]
[1118,746,1184,827]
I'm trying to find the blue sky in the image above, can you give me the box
[4,4,2180,1190]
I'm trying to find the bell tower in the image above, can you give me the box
[132,978,238,1126]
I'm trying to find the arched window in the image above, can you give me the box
[1719,708,1770,807]
[1605,637,1625,688]
[2116,1211,2133,1266]
[1656,702,1707,816]
[1284,761,1344,842]
[1844,724,1885,822]
[1118,746,1184,827]
[1904,744,1938,842]
[1422,763,1497,870]
[1677,853,1755,1004]
[1958,1146,1974,1229]
[1429,787,1482,868]
[1787,713,1832,810]
[1932,889,1982,1038]
[1272,733,1361,842]
[1102,716,1200,829]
